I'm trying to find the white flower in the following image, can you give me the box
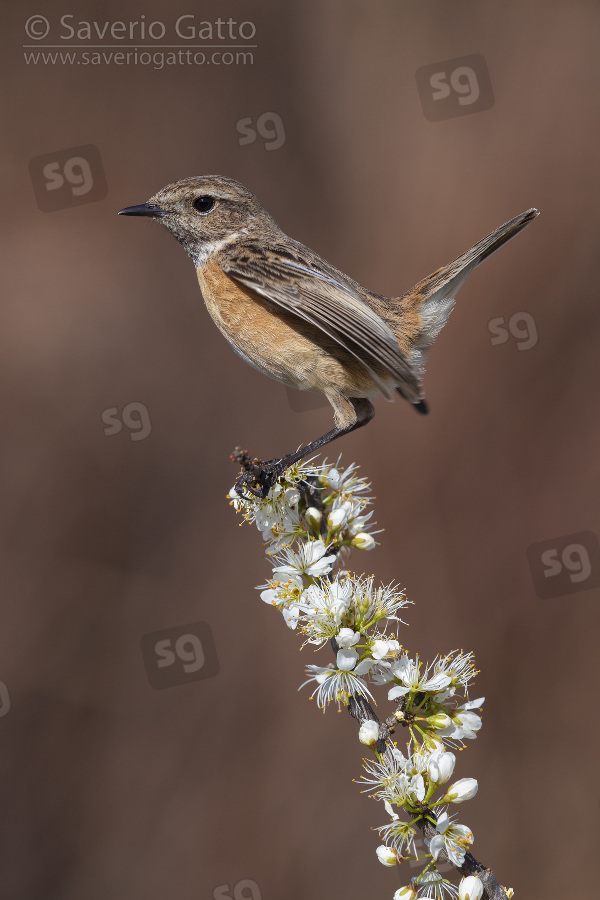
[448,710,483,741]
[429,812,473,866]
[282,605,300,629]
[299,578,355,646]
[328,578,355,612]
[239,482,304,547]
[428,750,456,785]
[376,801,418,857]
[354,657,392,680]
[359,720,380,746]
[336,627,361,649]
[412,870,459,898]
[393,888,417,900]
[385,773,426,808]
[371,638,400,660]
[441,778,478,804]
[434,651,478,694]
[375,845,398,866]
[388,655,451,700]
[366,659,396,683]
[259,573,304,609]
[459,875,484,900]
[357,753,408,796]
[337,648,358,671]
[264,503,305,549]
[366,748,431,799]
[272,540,336,579]
[350,575,410,630]
[321,460,371,499]
[351,532,376,550]
[300,664,373,709]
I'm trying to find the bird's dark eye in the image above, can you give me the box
[193,196,215,213]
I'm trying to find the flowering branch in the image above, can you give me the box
[229,454,513,900]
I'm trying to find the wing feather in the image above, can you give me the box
[221,244,418,401]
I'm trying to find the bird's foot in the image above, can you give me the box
[230,447,289,500]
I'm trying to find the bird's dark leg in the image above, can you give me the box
[233,398,375,499]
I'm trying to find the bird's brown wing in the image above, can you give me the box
[220,242,419,401]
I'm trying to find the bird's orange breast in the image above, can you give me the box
[195,260,378,397]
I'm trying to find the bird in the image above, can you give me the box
[118,176,538,497]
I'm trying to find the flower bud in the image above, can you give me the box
[441,778,478,803]
[351,532,375,550]
[393,887,417,900]
[304,507,322,530]
[328,508,348,530]
[336,627,361,649]
[375,845,397,866]
[359,720,380,746]
[459,875,484,900]
[428,751,455,785]
[426,713,453,730]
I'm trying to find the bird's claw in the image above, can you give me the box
[231,447,287,499]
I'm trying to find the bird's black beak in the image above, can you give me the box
[118,203,168,217]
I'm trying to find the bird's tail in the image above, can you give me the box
[389,208,539,374]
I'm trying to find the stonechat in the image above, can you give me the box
[119,176,538,496]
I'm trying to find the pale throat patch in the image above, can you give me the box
[193,233,241,267]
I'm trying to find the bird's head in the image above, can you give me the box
[118,175,279,264]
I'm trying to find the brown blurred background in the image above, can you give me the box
[2,1,599,897]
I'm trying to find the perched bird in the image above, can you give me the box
[119,177,538,496]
